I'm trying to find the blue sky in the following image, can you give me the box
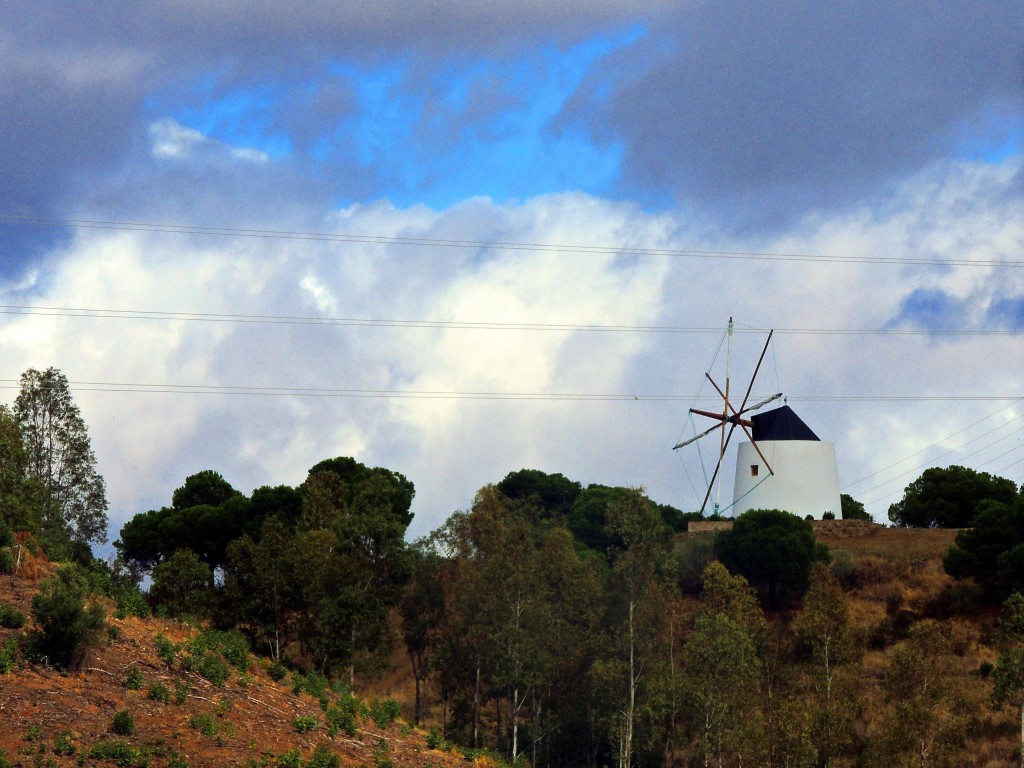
[144,28,639,209]
[0,2,1021,538]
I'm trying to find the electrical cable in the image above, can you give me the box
[3,303,1021,335]
[3,214,1023,268]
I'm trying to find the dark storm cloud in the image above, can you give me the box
[0,1,659,275]
[564,0,1024,226]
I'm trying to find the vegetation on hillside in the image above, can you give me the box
[2,366,1024,766]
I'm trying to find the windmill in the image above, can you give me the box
[673,319,841,519]
[673,318,781,515]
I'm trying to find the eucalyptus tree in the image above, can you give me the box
[682,562,766,768]
[794,562,861,766]
[14,367,107,548]
[603,488,674,768]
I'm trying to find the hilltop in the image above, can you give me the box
[2,519,1022,767]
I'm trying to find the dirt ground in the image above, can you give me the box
[0,553,470,768]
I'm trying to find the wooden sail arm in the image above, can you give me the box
[688,407,754,428]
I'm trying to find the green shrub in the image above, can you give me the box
[0,549,13,575]
[189,629,249,671]
[88,738,138,763]
[53,730,75,756]
[293,714,318,733]
[291,669,329,700]
[30,565,106,669]
[0,748,12,768]
[147,681,170,703]
[277,749,302,768]
[425,728,452,751]
[0,604,25,629]
[154,633,177,666]
[0,636,16,674]
[124,664,144,690]
[373,739,394,768]
[267,658,287,682]
[114,588,151,619]
[211,629,250,671]
[198,652,230,687]
[182,648,230,687]
[110,709,136,736]
[306,744,341,768]
[188,712,218,738]
[326,703,357,738]
[327,692,366,738]
[174,679,191,704]
[167,752,189,768]
[369,698,401,728]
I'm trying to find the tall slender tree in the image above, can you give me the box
[604,488,673,768]
[14,367,107,547]
[794,562,861,766]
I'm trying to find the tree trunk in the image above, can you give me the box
[473,658,481,749]
[348,621,356,689]
[512,685,519,762]
[620,597,636,768]
[414,665,422,726]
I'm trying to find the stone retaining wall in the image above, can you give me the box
[686,518,881,536]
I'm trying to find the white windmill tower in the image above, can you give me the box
[673,319,841,520]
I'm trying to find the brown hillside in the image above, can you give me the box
[0,562,470,768]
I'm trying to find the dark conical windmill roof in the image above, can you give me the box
[750,405,820,441]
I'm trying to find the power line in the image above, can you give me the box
[3,214,1022,268]
[0,379,1018,402]
[1,304,1022,336]
[858,422,1024,508]
[842,400,1024,490]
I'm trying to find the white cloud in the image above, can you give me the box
[0,156,1020,545]
[149,118,269,163]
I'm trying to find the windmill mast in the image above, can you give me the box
[715,317,734,515]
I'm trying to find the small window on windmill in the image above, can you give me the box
[750,464,759,477]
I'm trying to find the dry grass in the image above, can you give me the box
[0,567,464,767]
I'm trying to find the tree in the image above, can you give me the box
[876,620,974,767]
[531,526,602,768]
[149,548,214,617]
[0,404,40,535]
[682,562,766,767]
[794,562,861,766]
[14,367,108,548]
[944,496,1024,600]
[171,469,241,510]
[118,498,249,571]
[248,484,303,534]
[400,539,447,726]
[291,459,415,682]
[223,519,298,659]
[603,488,673,768]
[715,509,827,608]
[567,484,633,553]
[888,465,1017,528]
[31,564,105,669]
[841,493,872,521]
[992,592,1024,768]
[118,470,253,571]
[496,468,581,524]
